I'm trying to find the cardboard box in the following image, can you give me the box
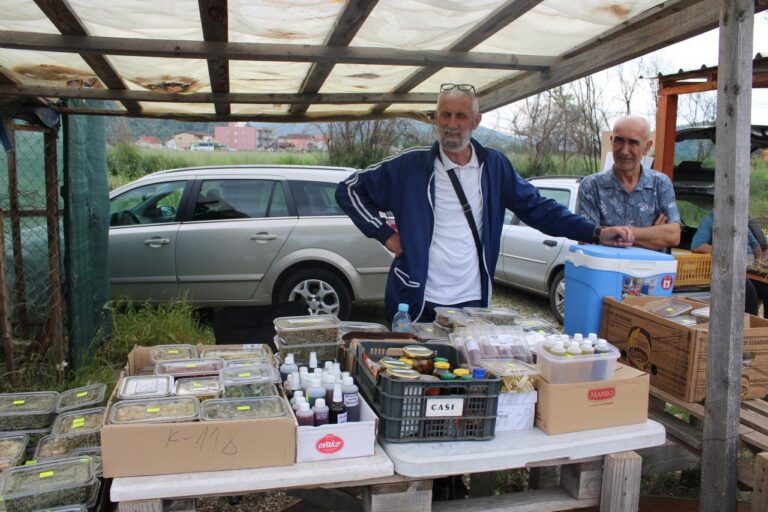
[534,364,649,435]
[101,345,296,478]
[600,296,768,402]
[295,394,378,462]
[495,390,536,432]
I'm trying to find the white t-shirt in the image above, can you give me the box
[424,146,483,304]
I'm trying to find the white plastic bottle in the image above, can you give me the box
[312,398,329,426]
[341,376,360,422]
[296,401,314,426]
[567,341,582,356]
[309,352,318,370]
[581,339,596,355]
[279,353,298,383]
[392,303,413,332]
[550,340,566,356]
[291,390,305,411]
[329,383,348,424]
[322,373,336,404]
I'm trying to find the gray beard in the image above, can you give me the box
[436,128,471,152]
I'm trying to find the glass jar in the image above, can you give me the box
[385,368,421,380]
[433,361,451,378]
[419,374,441,396]
[398,357,415,369]
[453,368,470,379]
[402,345,434,374]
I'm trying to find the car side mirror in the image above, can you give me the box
[159,205,176,217]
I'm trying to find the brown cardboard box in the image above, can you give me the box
[534,363,649,435]
[101,345,296,478]
[600,296,768,402]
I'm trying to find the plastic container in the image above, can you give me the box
[154,358,225,377]
[9,426,51,461]
[452,316,493,329]
[0,392,59,430]
[200,346,271,362]
[55,385,107,414]
[274,336,341,363]
[339,321,389,335]
[0,456,97,512]
[564,245,677,336]
[225,358,271,368]
[220,365,281,398]
[273,315,341,345]
[536,340,620,384]
[433,307,468,329]
[201,397,288,421]
[452,326,532,367]
[463,306,517,326]
[117,375,174,400]
[35,431,101,461]
[651,300,693,318]
[0,434,28,473]
[354,341,501,442]
[174,376,223,400]
[673,252,712,286]
[149,344,198,362]
[45,408,104,454]
[669,315,698,326]
[410,322,450,341]
[515,318,561,336]
[691,306,710,324]
[108,396,200,425]
[33,506,87,512]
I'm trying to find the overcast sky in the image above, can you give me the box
[483,12,768,132]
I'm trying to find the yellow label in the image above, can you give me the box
[168,349,179,354]
[665,307,674,312]
[76,391,88,398]
[24,460,36,466]
[238,372,251,378]
[12,400,25,405]
[185,364,197,368]
[537,329,546,334]
[39,471,54,478]
[236,405,251,411]
[192,383,202,388]
[72,417,85,428]
[146,407,160,413]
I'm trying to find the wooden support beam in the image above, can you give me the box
[43,129,63,367]
[292,0,379,115]
[430,487,599,512]
[198,0,230,117]
[659,74,768,96]
[117,499,163,512]
[32,0,141,113]
[753,453,768,512]
[560,460,603,500]
[655,94,678,179]
[599,451,642,512]
[6,121,29,339]
[0,30,555,71]
[700,1,755,511]
[0,84,436,105]
[0,209,14,373]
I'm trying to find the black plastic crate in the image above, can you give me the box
[354,341,500,442]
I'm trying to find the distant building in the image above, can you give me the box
[170,131,211,150]
[135,136,163,149]
[279,133,324,152]
[214,123,277,151]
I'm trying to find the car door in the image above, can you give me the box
[108,179,188,301]
[498,186,574,293]
[175,177,296,302]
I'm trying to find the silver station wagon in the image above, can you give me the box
[108,165,394,319]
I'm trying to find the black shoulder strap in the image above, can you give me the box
[446,168,484,276]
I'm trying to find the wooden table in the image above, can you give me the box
[110,421,665,512]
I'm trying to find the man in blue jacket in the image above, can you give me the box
[336,83,634,322]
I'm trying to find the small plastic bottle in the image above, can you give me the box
[595,338,611,354]
[581,339,596,355]
[341,376,360,422]
[296,401,314,426]
[329,383,348,424]
[392,303,413,333]
[542,335,557,353]
[312,398,329,426]
[306,376,326,408]
[333,362,342,378]
[587,332,598,343]
[464,335,482,365]
[323,373,336,404]
[572,333,584,344]
[550,340,566,356]
[291,390,305,411]
[566,341,582,356]
[288,371,302,396]
[309,352,318,370]
[279,353,298,383]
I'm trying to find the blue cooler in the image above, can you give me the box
[563,245,677,336]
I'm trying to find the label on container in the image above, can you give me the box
[237,405,251,411]
[39,471,54,478]
[72,417,85,428]
[192,382,202,388]
[12,400,25,405]
[315,434,344,454]
[185,364,198,368]
[76,391,89,398]
[238,372,251,378]
[146,407,161,413]
[425,398,464,417]
[168,349,179,354]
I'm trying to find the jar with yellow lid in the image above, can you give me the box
[433,361,451,378]
[453,368,470,379]
[402,345,434,374]
[398,357,415,368]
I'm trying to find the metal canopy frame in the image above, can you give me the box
[0,0,763,122]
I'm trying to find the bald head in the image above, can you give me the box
[611,115,653,176]
[613,115,651,139]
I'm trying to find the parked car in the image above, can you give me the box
[108,165,394,319]
[496,125,768,323]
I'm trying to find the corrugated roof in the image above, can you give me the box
[0,0,756,122]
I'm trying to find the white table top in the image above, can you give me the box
[110,443,394,502]
[382,420,666,478]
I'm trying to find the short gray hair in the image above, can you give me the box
[437,88,479,117]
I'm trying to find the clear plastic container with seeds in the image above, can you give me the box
[452,316,493,329]
[150,344,198,363]
[0,392,59,430]
[0,456,97,512]
[339,321,389,336]
[154,358,224,378]
[10,426,51,461]
[463,306,518,326]
[200,346,271,363]
[31,505,86,512]
[274,337,341,363]
[108,396,200,425]
[55,384,107,414]
[651,300,693,318]
[433,307,468,329]
[273,315,341,346]
[35,432,101,461]
[691,307,710,324]
[515,318,561,336]
[49,408,104,452]
[117,375,174,400]
[36,446,103,480]
[410,322,450,342]
[220,365,280,398]
[174,376,223,401]
[0,434,28,473]
[225,358,272,368]
[201,397,288,421]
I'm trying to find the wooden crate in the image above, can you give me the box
[599,296,768,403]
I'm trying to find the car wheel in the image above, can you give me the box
[277,268,352,320]
[548,269,565,324]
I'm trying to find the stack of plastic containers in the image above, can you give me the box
[273,315,343,363]
[536,335,621,383]
[464,306,517,326]
[453,325,533,367]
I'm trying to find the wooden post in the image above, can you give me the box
[599,451,641,512]
[6,121,29,338]
[654,93,677,179]
[0,210,14,372]
[43,128,64,368]
[117,499,163,512]
[753,452,768,512]
[362,480,432,512]
[700,1,754,511]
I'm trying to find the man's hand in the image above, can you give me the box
[599,226,635,247]
[653,213,667,226]
[385,233,403,257]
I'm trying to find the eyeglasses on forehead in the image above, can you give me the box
[440,83,476,94]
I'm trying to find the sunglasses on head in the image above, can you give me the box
[440,83,476,95]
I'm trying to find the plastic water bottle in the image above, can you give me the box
[392,303,413,332]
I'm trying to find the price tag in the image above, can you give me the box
[12,400,25,405]
[185,364,198,368]
[425,398,464,417]
[168,349,179,354]
[192,382,202,388]
[76,391,88,398]
[39,471,54,478]
[238,372,251,378]
[72,417,85,429]
[146,407,160,413]
[236,405,251,411]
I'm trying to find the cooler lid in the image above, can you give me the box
[567,245,677,277]
[568,245,675,261]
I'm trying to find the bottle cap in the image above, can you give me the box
[588,332,598,341]
[333,362,341,374]
[343,376,354,386]
[333,382,343,402]
[294,390,304,398]
[342,371,351,379]
[314,398,326,408]
[398,303,409,312]
[453,368,470,377]
[434,361,451,370]
[581,339,593,349]
[573,333,583,342]
[298,401,310,412]
[285,353,295,365]
[299,366,308,375]
[290,371,300,389]
[472,367,486,379]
